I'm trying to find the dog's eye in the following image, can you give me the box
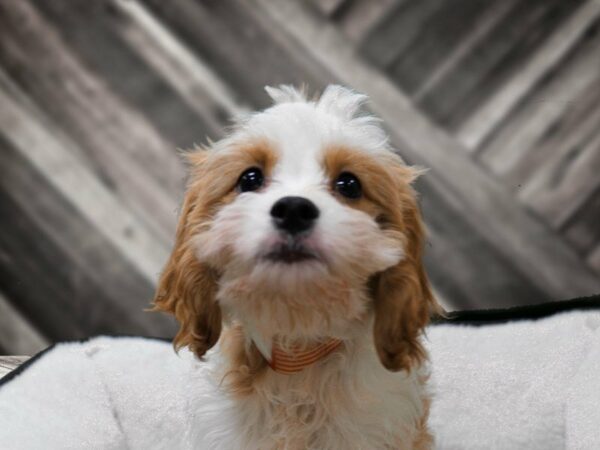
[334,172,362,199]
[237,167,264,192]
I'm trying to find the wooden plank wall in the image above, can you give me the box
[0,0,598,355]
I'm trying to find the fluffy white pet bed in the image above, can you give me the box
[1,299,599,449]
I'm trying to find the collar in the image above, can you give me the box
[267,338,343,374]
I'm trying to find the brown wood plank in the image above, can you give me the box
[0,0,183,242]
[458,0,600,151]
[478,21,600,184]
[254,0,600,302]
[0,357,30,379]
[417,0,583,130]
[0,292,48,356]
[0,133,176,340]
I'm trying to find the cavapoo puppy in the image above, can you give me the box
[154,85,437,449]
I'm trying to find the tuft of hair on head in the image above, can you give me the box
[264,84,308,104]
[317,84,369,121]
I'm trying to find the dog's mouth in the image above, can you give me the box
[264,242,319,264]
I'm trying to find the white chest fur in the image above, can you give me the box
[187,340,429,450]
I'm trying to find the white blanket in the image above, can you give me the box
[1,309,599,449]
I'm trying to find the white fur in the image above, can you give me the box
[188,330,428,450]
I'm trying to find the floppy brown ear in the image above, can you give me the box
[372,166,436,372]
[153,152,221,359]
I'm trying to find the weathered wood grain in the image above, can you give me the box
[32,0,240,147]
[412,0,515,103]
[307,0,349,18]
[359,0,444,69]
[519,126,600,229]
[588,242,600,272]
[142,0,330,109]
[387,0,492,96]
[0,73,171,283]
[0,292,48,356]
[0,357,30,379]
[458,0,600,151]
[112,0,247,119]
[562,187,600,256]
[255,0,600,299]
[417,0,581,129]
[0,0,183,242]
[335,0,398,43]
[0,131,176,339]
[478,18,600,183]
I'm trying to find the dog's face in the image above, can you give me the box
[155,86,435,372]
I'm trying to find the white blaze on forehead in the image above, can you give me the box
[236,86,393,192]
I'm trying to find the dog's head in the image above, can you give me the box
[154,85,435,372]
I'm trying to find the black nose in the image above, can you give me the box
[270,196,320,235]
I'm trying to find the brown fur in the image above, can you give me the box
[324,146,436,372]
[219,324,269,397]
[153,141,278,359]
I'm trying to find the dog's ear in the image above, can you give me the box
[372,164,437,372]
[153,151,221,359]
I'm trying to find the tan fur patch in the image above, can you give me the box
[323,145,438,372]
[153,140,279,359]
[219,324,269,398]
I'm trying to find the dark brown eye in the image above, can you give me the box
[334,172,362,199]
[237,167,264,192]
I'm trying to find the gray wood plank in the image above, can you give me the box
[0,134,177,340]
[387,0,492,95]
[0,357,30,379]
[588,240,600,273]
[411,0,516,103]
[0,0,183,242]
[518,125,600,229]
[0,292,48,356]
[562,186,600,260]
[0,73,171,283]
[359,0,444,69]
[306,0,349,17]
[142,0,331,109]
[31,0,230,147]
[477,19,600,184]
[336,0,398,43]
[458,0,600,151]
[417,0,582,130]
[417,180,550,309]
[254,0,600,301]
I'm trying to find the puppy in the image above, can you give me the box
[154,85,437,449]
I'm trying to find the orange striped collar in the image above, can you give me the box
[267,338,343,374]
